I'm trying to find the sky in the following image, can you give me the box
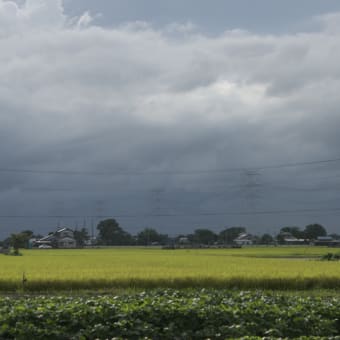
[1,0,340,238]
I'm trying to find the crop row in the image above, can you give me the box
[4,276,340,291]
[2,290,340,339]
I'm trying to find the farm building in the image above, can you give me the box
[35,227,77,249]
[283,238,306,245]
[234,233,254,246]
[313,236,340,247]
[278,232,307,245]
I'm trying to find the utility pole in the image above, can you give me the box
[240,170,262,209]
[150,188,165,215]
[91,218,94,239]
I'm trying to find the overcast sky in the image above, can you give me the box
[1,0,340,238]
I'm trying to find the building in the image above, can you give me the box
[234,233,254,246]
[36,228,76,249]
[278,232,307,245]
[313,236,340,247]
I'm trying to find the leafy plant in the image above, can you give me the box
[1,290,340,339]
[321,253,340,261]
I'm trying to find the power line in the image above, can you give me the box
[10,180,340,195]
[249,157,340,171]
[0,156,340,177]
[1,207,340,219]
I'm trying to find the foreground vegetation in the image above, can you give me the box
[2,248,340,338]
[2,290,340,339]
[1,247,340,291]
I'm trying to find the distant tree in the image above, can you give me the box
[193,229,216,245]
[186,234,195,244]
[252,235,261,245]
[10,233,29,255]
[97,219,133,246]
[15,230,42,243]
[219,227,246,244]
[279,226,304,239]
[329,233,340,240]
[21,230,34,239]
[276,234,285,245]
[137,228,168,246]
[260,234,274,245]
[1,237,11,248]
[74,228,90,248]
[303,224,327,240]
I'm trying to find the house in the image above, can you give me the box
[36,227,76,249]
[283,237,306,245]
[0,246,9,254]
[313,236,340,247]
[278,232,306,245]
[178,237,190,245]
[234,233,254,246]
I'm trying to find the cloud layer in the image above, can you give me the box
[1,0,340,236]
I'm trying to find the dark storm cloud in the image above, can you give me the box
[1,0,340,238]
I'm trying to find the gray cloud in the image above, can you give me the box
[0,0,340,237]
[63,0,340,34]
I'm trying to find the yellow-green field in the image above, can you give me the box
[1,247,340,291]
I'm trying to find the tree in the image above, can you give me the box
[97,219,133,245]
[2,230,40,251]
[303,224,327,240]
[137,228,168,246]
[219,227,246,244]
[74,228,90,248]
[329,233,340,240]
[21,230,34,239]
[193,229,216,245]
[260,234,274,245]
[279,226,304,238]
[10,233,29,255]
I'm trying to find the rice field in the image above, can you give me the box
[1,246,340,291]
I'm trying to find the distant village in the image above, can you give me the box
[1,219,339,252]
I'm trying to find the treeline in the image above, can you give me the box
[0,219,336,249]
[277,224,329,242]
[95,222,251,246]
[96,219,169,246]
[96,220,335,246]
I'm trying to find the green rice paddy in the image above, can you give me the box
[1,247,340,291]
